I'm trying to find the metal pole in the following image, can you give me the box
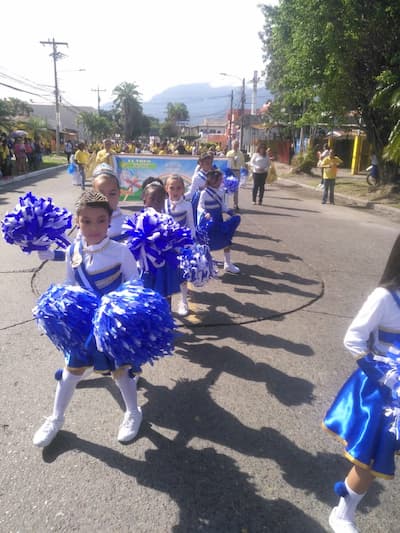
[240,78,245,151]
[40,38,68,154]
[251,70,258,115]
[91,86,106,113]
[228,90,233,150]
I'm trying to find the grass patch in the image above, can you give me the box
[41,154,67,168]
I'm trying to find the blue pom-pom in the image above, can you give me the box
[178,244,215,287]
[122,208,193,273]
[334,481,348,498]
[223,175,239,194]
[93,281,175,371]
[1,192,72,253]
[54,368,63,381]
[33,284,99,360]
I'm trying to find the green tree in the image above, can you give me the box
[166,102,189,124]
[260,0,400,179]
[372,71,400,166]
[0,97,33,133]
[77,111,113,142]
[112,82,143,141]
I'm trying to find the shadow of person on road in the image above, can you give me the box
[174,339,314,406]
[42,426,326,532]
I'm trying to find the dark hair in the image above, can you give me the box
[75,190,112,217]
[206,169,223,183]
[380,234,400,289]
[142,181,166,197]
[141,176,164,190]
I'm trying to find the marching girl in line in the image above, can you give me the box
[323,234,400,533]
[197,169,241,274]
[164,174,196,316]
[33,191,143,447]
[185,151,214,224]
[131,181,189,309]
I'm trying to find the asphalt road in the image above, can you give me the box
[1,169,400,532]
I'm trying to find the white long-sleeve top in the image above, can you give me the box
[249,152,270,173]
[343,287,400,359]
[65,236,139,289]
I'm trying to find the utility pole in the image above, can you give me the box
[240,78,246,151]
[228,90,233,150]
[40,38,68,154]
[251,70,260,115]
[91,86,106,113]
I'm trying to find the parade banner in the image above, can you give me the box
[112,155,228,201]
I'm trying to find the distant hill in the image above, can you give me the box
[104,83,272,125]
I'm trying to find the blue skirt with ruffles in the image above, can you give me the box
[198,210,241,251]
[323,368,400,478]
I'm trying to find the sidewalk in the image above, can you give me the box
[274,161,400,221]
[0,164,67,189]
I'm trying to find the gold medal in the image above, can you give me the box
[71,248,82,268]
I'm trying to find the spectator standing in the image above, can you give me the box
[14,137,27,174]
[249,142,270,205]
[320,149,343,205]
[317,143,330,189]
[64,140,73,163]
[74,142,90,190]
[226,140,245,212]
[95,139,116,166]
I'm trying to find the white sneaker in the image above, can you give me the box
[33,415,64,447]
[329,507,359,533]
[177,301,189,316]
[118,407,142,443]
[224,263,240,274]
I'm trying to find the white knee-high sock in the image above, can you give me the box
[180,283,188,305]
[335,478,365,522]
[115,370,138,414]
[224,251,231,265]
[52,369,82,420]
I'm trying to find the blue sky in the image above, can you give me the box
[0,0,278,108]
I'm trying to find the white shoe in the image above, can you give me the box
[224,263,240,274]
[118,407,142,443]
[177,301,189,316]
[329,507,359,533]
[33,415,64,447]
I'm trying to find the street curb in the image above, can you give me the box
[0,165,67,189]
[277,177,400,220]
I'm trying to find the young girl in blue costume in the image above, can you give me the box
[164,174,195,316]
[140,181,183,305]
[33,191,142,448]
[185,151,214,224]
[323,234,400,533]
[197,169,241,274]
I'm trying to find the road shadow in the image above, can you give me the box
[42,426,326,532]
[174,339,314,406]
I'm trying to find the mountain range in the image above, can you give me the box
[105,83,272,125]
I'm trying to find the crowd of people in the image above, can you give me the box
[0,133,49,177]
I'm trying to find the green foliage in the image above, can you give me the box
[112,82,143,141]
[77,111,113,142]
[291,146,316,174]
[260,0,400,177]
[166,103,189,124]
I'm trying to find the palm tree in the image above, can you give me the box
[112,82,142,141]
